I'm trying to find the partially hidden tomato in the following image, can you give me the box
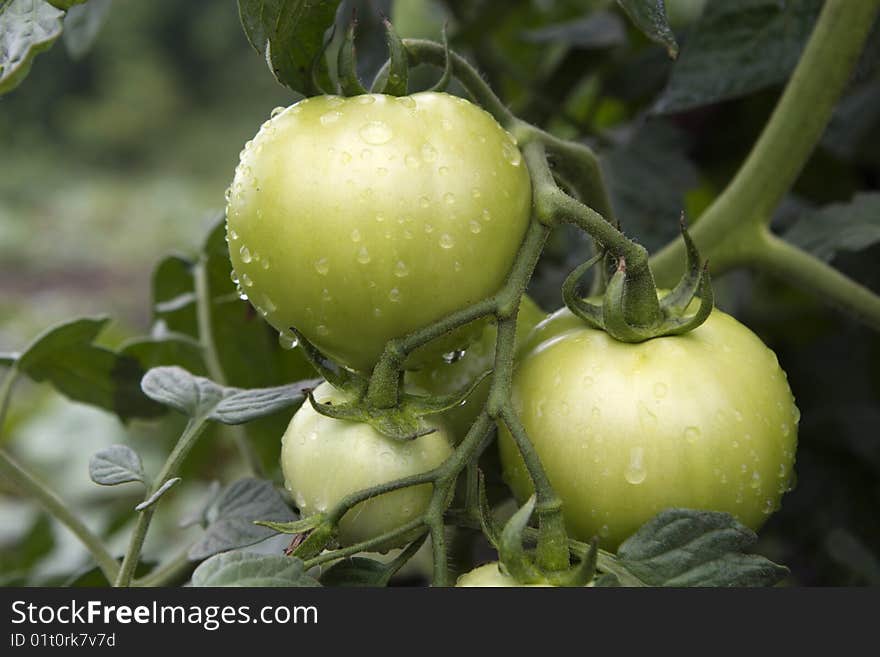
[226,92,532,373]
[455,562,549,587]
[498,306,799,550]
[281,382,453,551]
[406,295,547,439]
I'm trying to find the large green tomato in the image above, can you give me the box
[498,307,799,550]
[281,382,453,551]
[226,92,532,373]
[406,295,547,439]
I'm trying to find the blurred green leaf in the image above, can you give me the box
[120,334,206,377]
[15,317,165,421]
[0,0,65,94]
[191,551,320,587]
[522,11,626,50]
[61,0,111,59]
[616,0,677,57]
[0,513,54,583]
[784,193,880,262]
[653,0,822,113]
[607,509,789,586]
[188,477,296,561]
[89,444,145,486]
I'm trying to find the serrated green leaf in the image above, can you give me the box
[653,0,822,114]
[784,193,880,262]
[237,0,283,55]
[141,365,318,424]
[0,0,64,95]
[16,317,165,421]
[191,551,320,587]
[522,11,627,50]
[607,509,789,587]
[320,557,389,587]
[61,0,111,59]
[89,444,145,486]
[188,478,297,561]
[616,0,677,58]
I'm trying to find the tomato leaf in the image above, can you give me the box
[141,365,319,425]
[191,551,320,587]
[89,445,146,486]
[615,0,677,58]
[784,193,880,262]
[188,478,297,561]
[61,0,110,59]
[604,508,789,587]
[119,334,207,377]
[237,0,341,95]
[319,557,389,587]
[14,317,165,421]
[0,0,64,95]
[653,0,822,114]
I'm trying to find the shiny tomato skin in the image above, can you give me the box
[226,92,532,373]
[498,307,799,549]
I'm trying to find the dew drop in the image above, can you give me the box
[439,166,450,176]
[443,192,456,205]
[419,196,431,208]
[373,307,383,318]
[502,141,522,166]
[377,167,388,177]
[261,259,270,271]
[624,446,647,485]
[424,223,434,234]
[229,270,239,285]
[599,524,610,538]
[271,106,285,118]
[239,245,252,263]
[482,209,492,222]
[469,220,482,234]
[228,228,238,241]
[350,228,361,242]
[320,111,341,126]
[278,332,298,350]
[405,154,420,168]
[684,426,701,443]
[792,405,801,424]
[358,95,376,105]
[395,96,416,109]
[360,121,393,145]
[340,151,352,164]
[421,143,437,162]
[394,261,409,278]
[388,288,401,303]
[357,247,371,264]
[454,261,462,272]
[240,273,253,287]
[471,188,482,199]
[781,423,790,437]
[439,233,455,249]
[582,375,594,386]
[314,257,329,275]
[750,471,762,490]
[442,349,466,364]
[653,382,668,399]
[316,324,329,336]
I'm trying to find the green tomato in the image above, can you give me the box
[226,92,532,373]
[455,562,549,587]
[281,382,453,551]
[406,295,547,439]
[498,307,799,550]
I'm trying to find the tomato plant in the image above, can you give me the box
[281,382,452,550]
[498,307,799,549]
[226,91,532,373]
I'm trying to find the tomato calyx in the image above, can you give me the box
[563,218,714,342]
[255,514,335,560]
[479,477,599,587]
[291,326,489,441]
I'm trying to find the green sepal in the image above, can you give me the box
[428,24,453,92]
[375,17,409,96]
[308,23,337,96]
[287,326,367,397]
[291,520,336,561]
[337,19,367,96]
[661,215,703,313]
[254,514,326,535]
[497,496,545,585]
[561,253,605,330]
[476,470,502,549]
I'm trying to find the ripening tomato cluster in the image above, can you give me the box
[225,92,798,584]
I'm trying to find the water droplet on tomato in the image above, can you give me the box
[684,426,701,443]
[316,325,329,336]
[278,332,298,350]
[394,261,409,278]
[357,247,371,264]
[395,96,416,109]
[469,220,482,234]
[240,273,253,287]
[239,245,252,263]
[443,192,455,204]
[624,446,647,484]
[320,111,341,126]
[314,257,329,275]
[405,154,420,168]
[502,141,522,166]
[439,234,455,249]
[439,166,450,176]
[360,121,392,144]
[358,95,376,105]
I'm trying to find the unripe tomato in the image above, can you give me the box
[226,92,532,373]
[498,307,799,549]
[406,295,547,439]
[455,562,550,587]
[281,382,453,551]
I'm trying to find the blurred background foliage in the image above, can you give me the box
[1,0,879,585]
